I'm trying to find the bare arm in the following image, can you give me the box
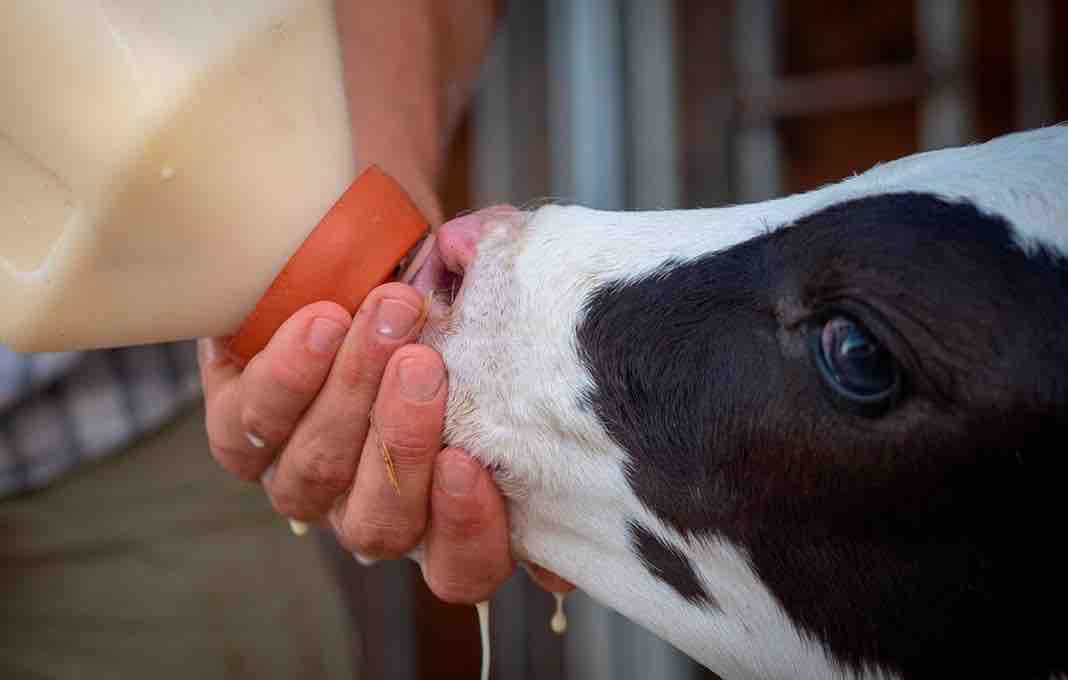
[336,0,500,224]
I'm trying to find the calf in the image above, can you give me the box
[409,126,1068,679]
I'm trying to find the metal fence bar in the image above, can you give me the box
[917,0,973,148]
[547,0,627,210]
[624,0,682,210]
[730,0,783,202]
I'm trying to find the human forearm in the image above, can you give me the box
[335,0,500,225]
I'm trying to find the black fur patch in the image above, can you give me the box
[577,193,1068,678]
[627,521,717,608]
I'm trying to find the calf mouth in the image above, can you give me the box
[401,205,518,317]
[401,233,463,314]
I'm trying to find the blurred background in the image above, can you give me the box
[333,1,1068,678]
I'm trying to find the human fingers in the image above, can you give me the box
[201,301,350,481]
[265,283,429,520]
[423,448,514,603]
[329,344,446,557]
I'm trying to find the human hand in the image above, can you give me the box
[198,282,513,602]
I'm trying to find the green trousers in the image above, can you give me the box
[0,406,355,680]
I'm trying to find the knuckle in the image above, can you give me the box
[334,353,387,395]
[239,404,290,447]
[437,510,485,541]
[263,353,322,398]
[292,449,355,499]
[340,515,421,559]
[395,343,442,368]
[374,422,434,464]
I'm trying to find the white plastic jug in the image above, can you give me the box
[1,1,425,357]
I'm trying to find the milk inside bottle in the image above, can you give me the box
[0,1,425,356]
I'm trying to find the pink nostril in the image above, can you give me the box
[437,205,517,274]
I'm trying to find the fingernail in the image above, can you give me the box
[397,356,444,402]
[306,317,347,355]
[438,450,479,497]
[374,298,422,339]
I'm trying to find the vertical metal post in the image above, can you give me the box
[624,0,682,209]
[917,0,974,149]
[547,0,627,210]
[730,0,782,202]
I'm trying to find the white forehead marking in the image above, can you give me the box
[519,125,1067,298]
[855,125,1068,257]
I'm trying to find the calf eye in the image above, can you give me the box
[812,316,900,415]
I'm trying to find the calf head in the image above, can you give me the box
[412,126,1068,679]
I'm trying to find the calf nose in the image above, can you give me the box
[437,205,517,274]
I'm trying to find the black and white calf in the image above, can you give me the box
[409,126,1068,679]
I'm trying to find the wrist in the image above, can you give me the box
[335,0,498,228]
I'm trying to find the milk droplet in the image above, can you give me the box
[288,519,308,536]
[550,592,568,635]
[476,600,491,680]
